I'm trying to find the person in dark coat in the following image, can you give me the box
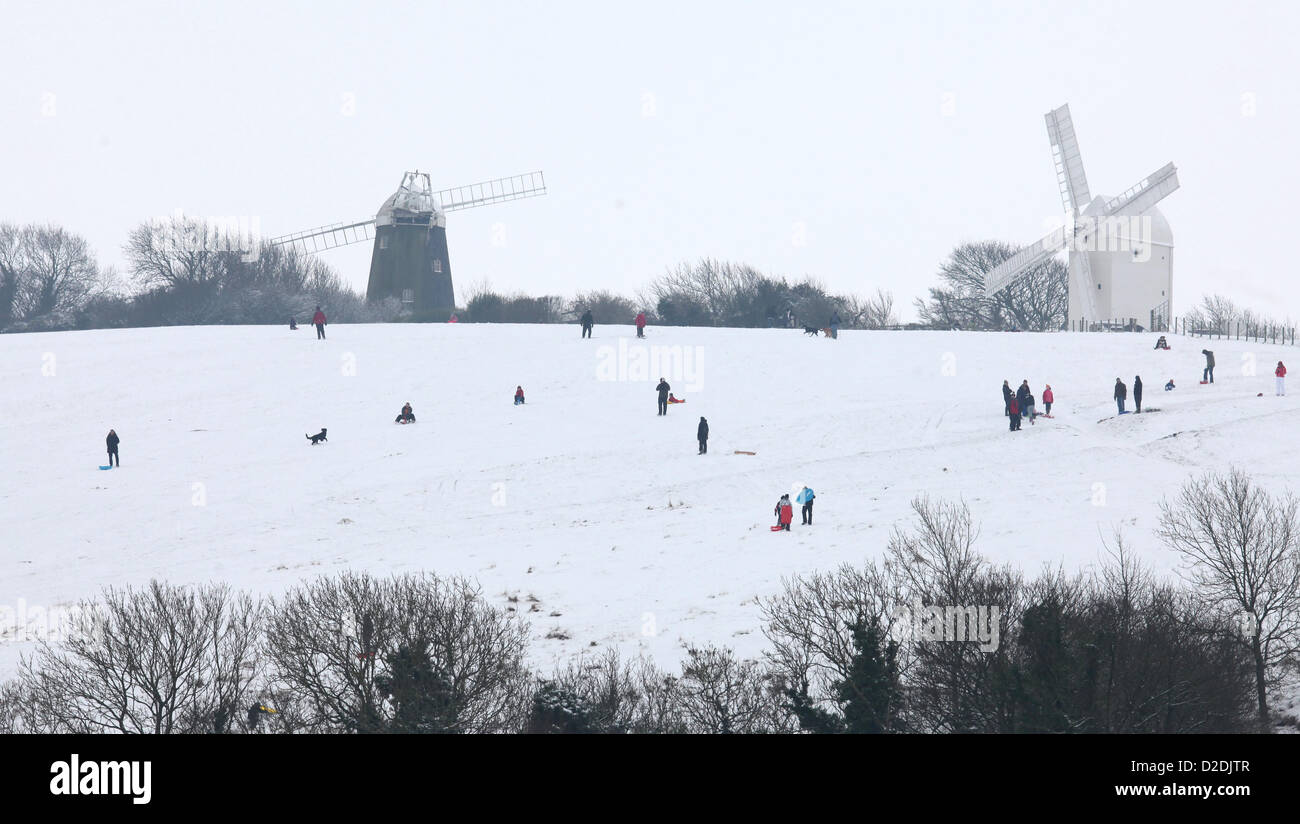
[1133,376,1144,413]
[312,306,327,339]
[580,309,594,339]
[697,417,709,454]
[1002,380,1013,416]
[1114,378,1127,414]
[1016,381,1030,417]
[395,403,415,423]
[289,318,297,330]
[1202,349,1215,383]
[106,429,120,466]
[830,311,842,339]
[655,378,670,415]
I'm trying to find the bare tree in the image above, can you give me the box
[760,561,904,723]
[12,224,99,318]
[676,645,793,733]
[1157,469,1300,728]
[265,572,530,733]
[884,496,1023,732]
[123,216,238,289]
[858,288,898,329]
[0,223,21,327]
[915,240,1067,331]
[526,649,646,733]
[16,582,265,734]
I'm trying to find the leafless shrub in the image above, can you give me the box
[1157,469,1300,728]
[15,581,265,734]
[760,561,903,719]
[675,645,794,733]
[265,572,530,733]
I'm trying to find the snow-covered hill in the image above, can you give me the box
[2,323,1297,676]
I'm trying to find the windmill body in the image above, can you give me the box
[1068,195,1173,329]
[984,104,1178,331]
[367,172,455,312]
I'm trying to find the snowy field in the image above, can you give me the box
[2,322,1298,677]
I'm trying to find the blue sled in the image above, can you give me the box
[98,465,113,470]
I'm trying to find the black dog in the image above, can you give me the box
[306,428,328,445]
[802,325,820,336]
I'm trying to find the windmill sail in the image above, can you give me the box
[1045,105,1091,214]
[1103,163,1179,217]
[268,219,376,253]
[434,172,547,212]
[984,226,1070,296]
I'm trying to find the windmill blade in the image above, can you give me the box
[984,227,1070,296]
[1103,162,1179,217]
[1045,105,1091,214]
[1072,244,1100,323]
[268,219,376,253]
[434,171,547,212]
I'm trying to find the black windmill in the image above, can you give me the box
[269,170,546,315]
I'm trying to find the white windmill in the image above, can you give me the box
[984,104,1180,331]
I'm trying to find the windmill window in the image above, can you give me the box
[401,289,414,304]
[380,236,390,250]
[432,259,443,273]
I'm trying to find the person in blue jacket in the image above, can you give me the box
[797,486,815,525]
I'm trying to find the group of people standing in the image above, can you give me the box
[773,486,815,530]
[576,307,649,339]
[1113,376,1144,414]
[1003,379,1052,431]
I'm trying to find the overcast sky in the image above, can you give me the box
[3,0,1298,320]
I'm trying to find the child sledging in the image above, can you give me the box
[772,494,793,531]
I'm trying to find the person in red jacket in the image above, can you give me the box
[635,311,646,339]
[1276,361,1287,396]
[1042,384,1054,417]
[312,306,327,339]
[774,493,793,531]
[1008,396,1021,431]
[514,385,525,405]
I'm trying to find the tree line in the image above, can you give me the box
[0,217,1280,336]
[2,469,1296,734]
[464,260,898,329]
[0,218,398,333]
[1179,292,1294,337]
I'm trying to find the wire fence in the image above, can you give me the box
[1064,316,1297,346]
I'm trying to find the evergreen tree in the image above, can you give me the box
[1012,599,1073,732]
[782,681,844,734]
[836,618,900,733]
[376,642,457,733]
[526,681,592,734]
